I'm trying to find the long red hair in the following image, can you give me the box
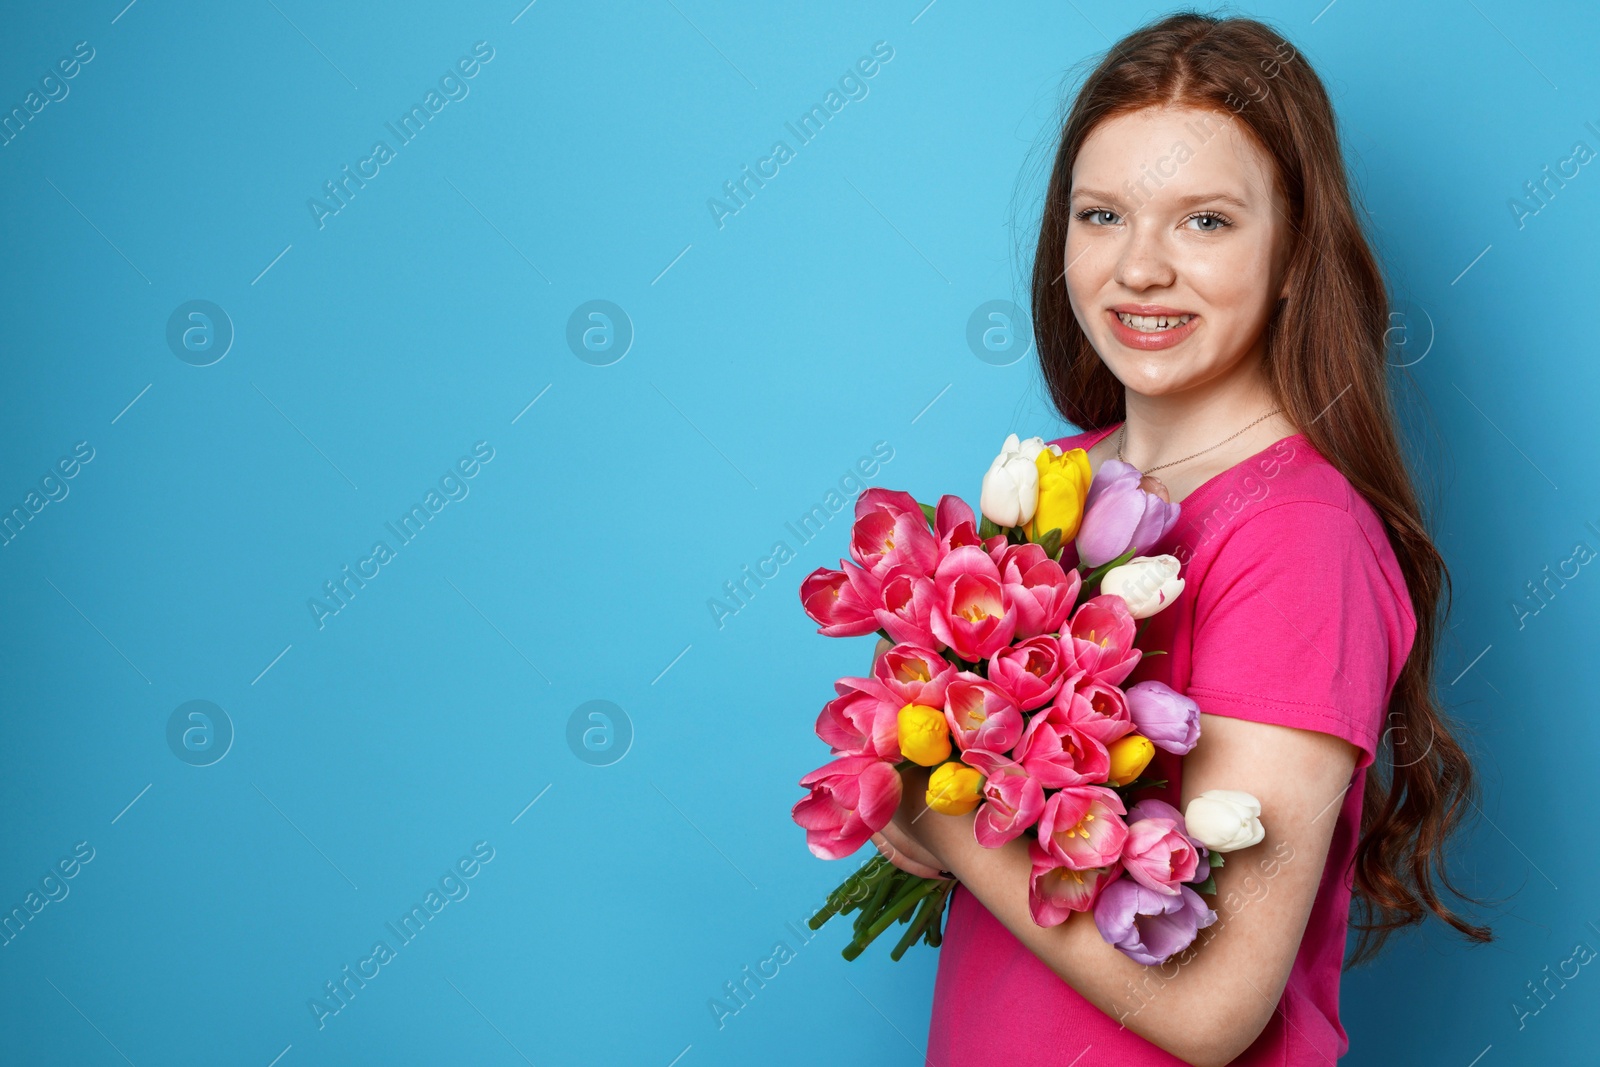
[1030,11,1491,964]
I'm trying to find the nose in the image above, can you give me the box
[1113,218,1176,292]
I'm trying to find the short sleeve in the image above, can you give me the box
[1186,500,1413,770]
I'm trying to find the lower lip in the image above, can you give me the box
[1107,310,1200,350]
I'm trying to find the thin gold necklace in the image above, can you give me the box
[1117,409,1283,474]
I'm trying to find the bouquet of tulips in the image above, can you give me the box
[790,433,1266,964]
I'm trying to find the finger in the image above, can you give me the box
[872,831,939,876]
[872,829,944,879]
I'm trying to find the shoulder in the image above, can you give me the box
[1182,436,1402,592]
[1183,443,1421,767]
[1188,440,1419,679]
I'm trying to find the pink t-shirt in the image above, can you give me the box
[926,424,1417,1066]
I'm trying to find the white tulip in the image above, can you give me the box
[1101,555,1186,619]
[1184,790,1265,852]
[980,434,1057,528]
[1015,435,1051,464]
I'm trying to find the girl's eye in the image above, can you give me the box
[1072,207,1119,226]
[1186,211,1232,232]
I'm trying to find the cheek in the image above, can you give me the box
[1189,248,1274,331]
[1062,238,1111,322]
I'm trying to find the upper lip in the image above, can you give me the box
[1110,304,1198,316]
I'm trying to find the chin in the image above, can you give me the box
[1100,354,1202,396]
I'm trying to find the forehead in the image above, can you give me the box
[1071,105,1278,207]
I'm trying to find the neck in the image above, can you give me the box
[1118,353,1290,470]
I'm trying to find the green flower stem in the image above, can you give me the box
[889,884,947,961]
[844,877,941,960]
[930,881,958,946]
[810,856,889,929]
[923,881,956,946]
[914,880,955,949]
[843,861,893,921]
[853,866,900,938]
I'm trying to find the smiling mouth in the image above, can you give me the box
[1115,312,1195,332]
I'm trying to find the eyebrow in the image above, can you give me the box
[1070,187,1253,211]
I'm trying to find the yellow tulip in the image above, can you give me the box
[1106,733,1156,786]
[1028,446,1093,543]
[926,761,985,815]
[897,704,951,766]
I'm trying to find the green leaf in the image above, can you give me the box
[1038,527,1063,558]
[1191,872,1218,896]
[979,517,1002,539]
[1209,851,1225,869]
[918,501,938,529]
[1079,547,1139,592]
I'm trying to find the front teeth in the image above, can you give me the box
[1117,312,1194,332]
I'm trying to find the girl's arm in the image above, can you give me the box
[888,712,1358,1067]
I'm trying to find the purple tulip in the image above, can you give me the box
[1126,680,1201,754]
[1093,879,1217,965]
[1075,460,1181,568]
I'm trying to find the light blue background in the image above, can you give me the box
[1,1,1595,1064]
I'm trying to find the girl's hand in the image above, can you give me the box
[871,828,944,878]
[867,638,955,879]
[872,763,950,878]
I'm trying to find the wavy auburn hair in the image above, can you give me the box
[1030,12,1491,965]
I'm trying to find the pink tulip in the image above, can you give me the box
[1120,814,1200,896]
[1038,785,1128,869]
[854,486,924,524]
[1129,798,1210,884]
[814,676,901,760]
[929,546,1018,662]
[1094,881,1216,965]
[1013,700,1111,788]
[799,561,883,638]
[944,674,1024,754]
[851,496,939,578]
[1028,840,1121,926]
[870,565,941,648]
[874,643,957,710]
[1075,458,1181,568]
[1126,680,1201,754]
[791,756,903,860]
[1059,595,1142,686]
[987,635,1067,711]
[962,748,1046,847]
[991,541,1082,639]
[1054,676,1135,747]
[933,494,990,560]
